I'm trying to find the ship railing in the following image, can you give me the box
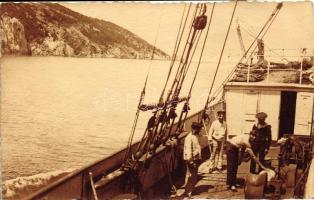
[241,51,313,85]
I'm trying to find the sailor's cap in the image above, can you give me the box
[191,122,202,130]
[256,112,267,119]
[217,110,225,115]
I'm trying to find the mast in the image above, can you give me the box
[236,19,247,58]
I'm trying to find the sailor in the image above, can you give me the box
[182,122,203,198]
[250,112,272,174]
[208,110,227,173]
[226,132,257,192]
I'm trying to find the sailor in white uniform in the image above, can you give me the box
[208,110,227,172]
[182,122,203,197]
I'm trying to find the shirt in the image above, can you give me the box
[183,132,202,161]
[229,134,251,148]
[208,120,227,141]
[252,123,272,150]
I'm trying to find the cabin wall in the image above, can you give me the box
[294,92,314,135]
[259,90,281,140]
[225,87,314,140]
[225,89,280,140]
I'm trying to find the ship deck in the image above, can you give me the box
[172,146,295,199]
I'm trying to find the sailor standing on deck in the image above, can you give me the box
[182,122,203,198]
[226,132,257,192]
[208,110,227,173]
[250,112,272,174]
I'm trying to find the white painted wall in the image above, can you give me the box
[225,89,245,138]
[225,89,280,140]
[259,90,281,140]
[294,92,314,135]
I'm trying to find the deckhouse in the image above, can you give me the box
[223,51,314,140]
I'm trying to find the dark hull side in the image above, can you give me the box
[25,104,223,200]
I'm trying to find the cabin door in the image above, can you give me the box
[243,91,259,134]
[294,92,314,135]
[279,91,297,138]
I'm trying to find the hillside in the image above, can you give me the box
[0,3,169,59]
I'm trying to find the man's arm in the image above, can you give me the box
[183,136,191,161]
[246,148,267,171]
[208,121,215,141]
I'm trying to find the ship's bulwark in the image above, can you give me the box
[24,102,224,199]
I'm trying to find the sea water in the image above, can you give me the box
[0,56,235,197]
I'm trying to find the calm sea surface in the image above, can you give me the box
[1,56,234,181]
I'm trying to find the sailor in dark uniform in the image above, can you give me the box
[250,112,272,174]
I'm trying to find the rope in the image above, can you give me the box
[174,4,204,94]
[123,6,164,162]
[242,8,281,66]
[140,4,204,169]
[123,70,150,162]
[154,3,208,143]
[175,3,216,133]
[160,4,191,101]
[208,2,283,105]
[188,3,215,98]
[148,4,201,146]
[240,25,289,62]
[203,0,238,110]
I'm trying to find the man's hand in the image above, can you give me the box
[208,139,213,145]
[188,160,197,168]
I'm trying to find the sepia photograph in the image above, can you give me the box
[0,1,314,199]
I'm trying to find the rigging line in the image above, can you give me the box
[205,0,238,107]
[170,3,200,93]
[124,7,164,161]
[123,70,150,162]
[167,3,212,138]
[188,3,215,98]
[160,4,190,101]
[173,4,204,95]
[226,2,282,77]
[144,4,201,150]
[140,4,202,161]
[242,8,281,66]
[175,3,215,134]
[209,2,283,103]
[176,30,202,95]
[158,30,204,142]
[240,24,289,62]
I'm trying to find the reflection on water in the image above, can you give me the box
[1,56,234,180]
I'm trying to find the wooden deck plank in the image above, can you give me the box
[172,146,297,199]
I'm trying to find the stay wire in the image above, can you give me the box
[208,2,283,106]
[123,6,163,162]
[160,4,191,102]
[188,3,215,98]
[204,0,238,108]
[139,4,202,166]
[175,3,216,133]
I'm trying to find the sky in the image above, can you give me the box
[61,1,314,59]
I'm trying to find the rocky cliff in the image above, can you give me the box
[0,3,169,59]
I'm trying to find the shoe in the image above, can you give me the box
[231,185,237,192]
[235,184,241,188]
[181,192,192,199]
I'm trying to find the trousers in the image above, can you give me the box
[250,146,266,174]
[226,142,239,186]
[185,160,200,194]
[208,139,224,170]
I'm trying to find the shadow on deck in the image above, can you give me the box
[171,146,294,199]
